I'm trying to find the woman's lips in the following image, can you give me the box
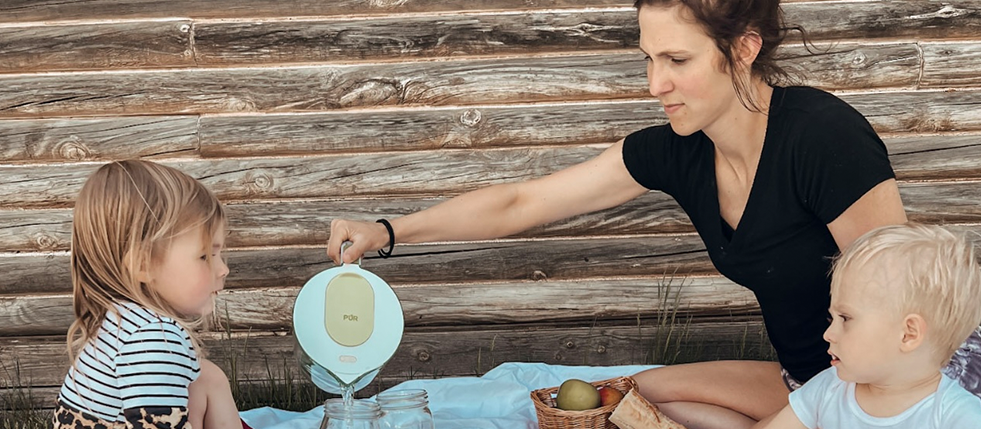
[663,103,683,115]
[829,351,840,366]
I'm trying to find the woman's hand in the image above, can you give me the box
[327,218,391,264]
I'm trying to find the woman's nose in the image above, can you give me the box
[647,66,672,97]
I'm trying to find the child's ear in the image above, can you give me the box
[124,250,153,285]
[899,313,928,353]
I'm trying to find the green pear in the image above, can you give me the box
[555,379,601,411]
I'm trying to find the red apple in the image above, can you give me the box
[597,386,624,407]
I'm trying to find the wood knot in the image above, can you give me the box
[416,350,431,362]
[596,345,607,354]
[247,171,274,193]
[849,51,868,66]
[226,97,257,112]
[459,109,482,127]
[33,233,59,251]
[532,270,548,281]
[179,24,190,33]
[58,136,91,160]
[564,340,576,349]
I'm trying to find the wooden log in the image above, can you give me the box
[5,131,981,209]
[0,146,597,208]
[192,11,637,65]
[3,179,980,253]
[0,317,772,393]
[0,20,193,73]
[887,133,981,181]
[197,92,981,158]
[0,192,684,253]
[0,276,757,335]
[197,101,665,157]
[191,2,981,66]
[921,42,981,88]
[853,90,981,133]
[0,0,634,22]
[0,234,716,297]
[0,54,647,118]
[2,87,979,163]
[0,116,198,162]
[1,1,973,41]
[784,1,981,41]
[0,43,920,118]
[1,88,979,163]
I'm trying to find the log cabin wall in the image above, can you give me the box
[1,0,980,407]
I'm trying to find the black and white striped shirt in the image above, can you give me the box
[57,302,201,423]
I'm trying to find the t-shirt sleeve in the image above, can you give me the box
[788,367,838,429]
[794,105,895,224]
[621,125,675,192]
[114,321,201,412]
[939,385,981,427]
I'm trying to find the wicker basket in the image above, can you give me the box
[530,376,638,429]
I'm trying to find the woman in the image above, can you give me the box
[328,0,910,427]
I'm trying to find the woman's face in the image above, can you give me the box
[638,4,741,136]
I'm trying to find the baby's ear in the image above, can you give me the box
[899,313,928,353]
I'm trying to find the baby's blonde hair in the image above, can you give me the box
[68,160,226,364]
[831,222,981,364]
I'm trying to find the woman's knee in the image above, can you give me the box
[632,365,692,403]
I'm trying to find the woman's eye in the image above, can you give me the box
[643,55,652,61]
[671,58,687,65]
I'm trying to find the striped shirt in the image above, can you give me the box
[57,302,201,424]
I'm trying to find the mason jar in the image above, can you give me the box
[323,398,382,429]
[376,389,435,429]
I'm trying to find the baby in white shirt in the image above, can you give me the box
[757,222,981,428]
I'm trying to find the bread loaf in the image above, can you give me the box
[608,389,688,429]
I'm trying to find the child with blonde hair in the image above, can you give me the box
[54,160,241,429]
[759,222,981,428]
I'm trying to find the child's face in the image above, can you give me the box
[824,264,905,383]
[150,225,229,317]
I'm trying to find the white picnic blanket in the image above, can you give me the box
[240,362,657,429]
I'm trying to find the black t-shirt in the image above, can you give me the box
[622,86,895,382]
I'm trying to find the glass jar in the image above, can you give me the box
[377,389,435,429]
[323,398,382,429]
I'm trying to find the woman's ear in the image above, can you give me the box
[735,31,763,69]
[899,313,928,353]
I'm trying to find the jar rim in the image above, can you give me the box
[324,398,382,418]
[376,388,429,409]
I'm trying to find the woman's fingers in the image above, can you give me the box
[327,219,384,264]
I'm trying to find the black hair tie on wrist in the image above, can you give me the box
[376,219,395,258]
